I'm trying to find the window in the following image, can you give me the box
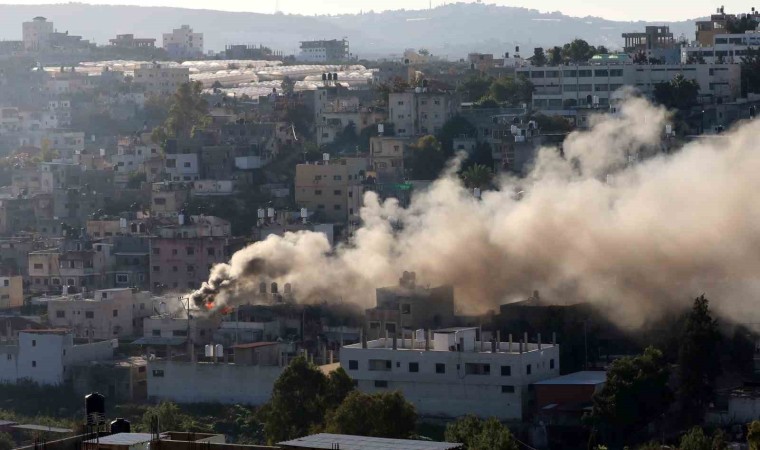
[550,359,555,370]
[348,360,358,370]
[333,175,342,181]
[207,248,215,256]
[186,247,195,256]
[86,311,94,319]
[152,329,161,336]
[315,190,322,195]
[34,263,43,270]
[32,340,36,347]
[501,385,515,393]
[116,274,128,284]
[152,248,160,255]
[374,380,388,388]
[409,362,419,373]
[526,364,532,375]
[435,363,446,374]
[501,365,512,376]
[333,204,341,210]
[56,310,65,318]
[530,71,545,79]
[465,363,491,375]
[187,265,195,273]
[401,304,411,315]
[183,162,191,168]
[369,359,392,372]
[333,190,342,195]
[594,69,608,77]
[369,321,380,330]
[113,309,118,317]
[152,369,165,377]
[578,70,592,77]
[32,361,36,367]
[153,266,160,272]
[563,70,577,77]
[2,280,7,287]
[173,330,188,337]
[609,69,623,77]
[172,249,178,255]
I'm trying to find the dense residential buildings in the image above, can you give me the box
[681,31,760,64]
[162,25,204,58]
[341,327,560,420]
[388,89,460,137]
[294,157,369,223]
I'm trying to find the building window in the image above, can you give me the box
[374,380,388,388]
[186,247,195,256]
[152,248,160,255]
[409,362,419,373]
[526,364,532,375]
[113,309,118,317]
[333,204,341,210]
[187,265,195,273]
[501,385,515,393]
[368,321,380,330]
[173,330,188,337]
[32,361,36,367]
[348,360,358,370]
[401,304,411,315]
[152,330,161,336]
[550,359,555,370]
[315,190,322,195]
[56,311,65,318]
[501,365,512,376]
[153,266,160,272]
[32,340,36,347]
[333,189,342,195]
[86,311,94,319]
[435,363,446,374]
[116,274,128,283]
[465,363,491,375]
[152,369,165,377]
[207,248,215,256]
[369,359,392,371]
[34,263,43,270]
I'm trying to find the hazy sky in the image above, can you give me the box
[0,0,755,21]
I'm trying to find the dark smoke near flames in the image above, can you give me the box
[190,97,760,328]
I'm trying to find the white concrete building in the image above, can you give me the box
[340,327,560,420]
[164,153,199,181]
[682,31,760,64]
[132,63,190,97]
[47,288,156,339]
[0,330,114,385]
[162,25,203,59]
[388,90,460,137]
[516,62,741,109]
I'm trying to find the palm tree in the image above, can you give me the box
[461,164,493,190]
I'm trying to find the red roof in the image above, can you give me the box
[232,341,279,349]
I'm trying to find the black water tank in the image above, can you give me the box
[85,392,105,422]
[110,418,131,434]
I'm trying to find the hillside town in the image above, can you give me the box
[1,5,760,450]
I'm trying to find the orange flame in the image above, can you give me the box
[204,302,214,311]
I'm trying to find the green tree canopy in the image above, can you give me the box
[561,39,597,63]
[0,433,14,450]
[459,74,494,103]
[461,164,492,190]
[548,46,563,65]
[325,391,417,439]
[530,47,547,67]
[749,420,760,450]
[677,295,721,424]
[653,74,700,110]
[151,81,210,143]
[589,347,672,445]
[406,135,446,180]
[679,427,711,450]
[444,416,519,450]
[489,76,534,106]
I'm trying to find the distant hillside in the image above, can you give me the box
[0,2,698,59]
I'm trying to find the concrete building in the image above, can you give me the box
[142,312,220,347]
[341,327,560,420]
[146,342,288,405]
[109,34,156,48]
[151,182,190,217]
[516,61,741,109]
[47,288,156,339]
[22,17,54,51]
[695,9,760,47]
[0,330,113,385]
[622,26,680,64]
[162,25,203,59]
[682,31,760,64]
[389,90,460,137]
[366,272,456,340]
[294,157,369,223]
[0,276,23,309]
[369,136,410,181]
[298,39,349,62]
[165,153,200,182]
[132,63,190,97]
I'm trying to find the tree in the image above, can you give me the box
[437,116,476,157]
[325,367,355,410]
[406,135,446,180]
[461,164,492,189]
[325,391,417,439]
[489,76,534,106]
[0,433,13,450]
[459,74,494,102]
[445,416,519,450]
[548,46,564,65]
[741,47,760,95]
[653,74,700,110]
[679,427,711,450]
[151,81,209,143]
[474,96,499,109]
[677,295,721,424]
[562,39,596,63]
[588,347,672,445]
[141,402,190,432]
[531,114,574,133]
[530,47,547,67]
[749,420,760,450]
[281,76,296,97]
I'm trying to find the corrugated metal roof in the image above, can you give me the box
[533,371,607,386]
[279,433,462,450]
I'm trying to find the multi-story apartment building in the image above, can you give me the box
[47,288,156,339]
[298,39,349,62]
[109,34,156,48]
[162,25,203,59]
[341,327,560,420]
[369,136,410,181]
[0,330,113,385]
[132,63,190,97]
[0,276,23,309]
[389,89,460,137]
[682,31,760,64]
[695,9,760,47]
[149,216,237,291]
[516,59,741,109]
[151,182,190,217]
[294,157,369,223]
[22,16,54,51]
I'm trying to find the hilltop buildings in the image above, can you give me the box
[298,39,350,62]
[163,25,204,58]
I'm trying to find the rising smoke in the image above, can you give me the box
[192,97,760,327]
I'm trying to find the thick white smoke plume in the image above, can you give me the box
[194,97,760,327]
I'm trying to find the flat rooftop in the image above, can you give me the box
[279,433,462,450]
[13,424,73,433]
[533,371,607,386]
[84,433,157,446]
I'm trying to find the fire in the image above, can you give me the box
[204,302,214,311]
